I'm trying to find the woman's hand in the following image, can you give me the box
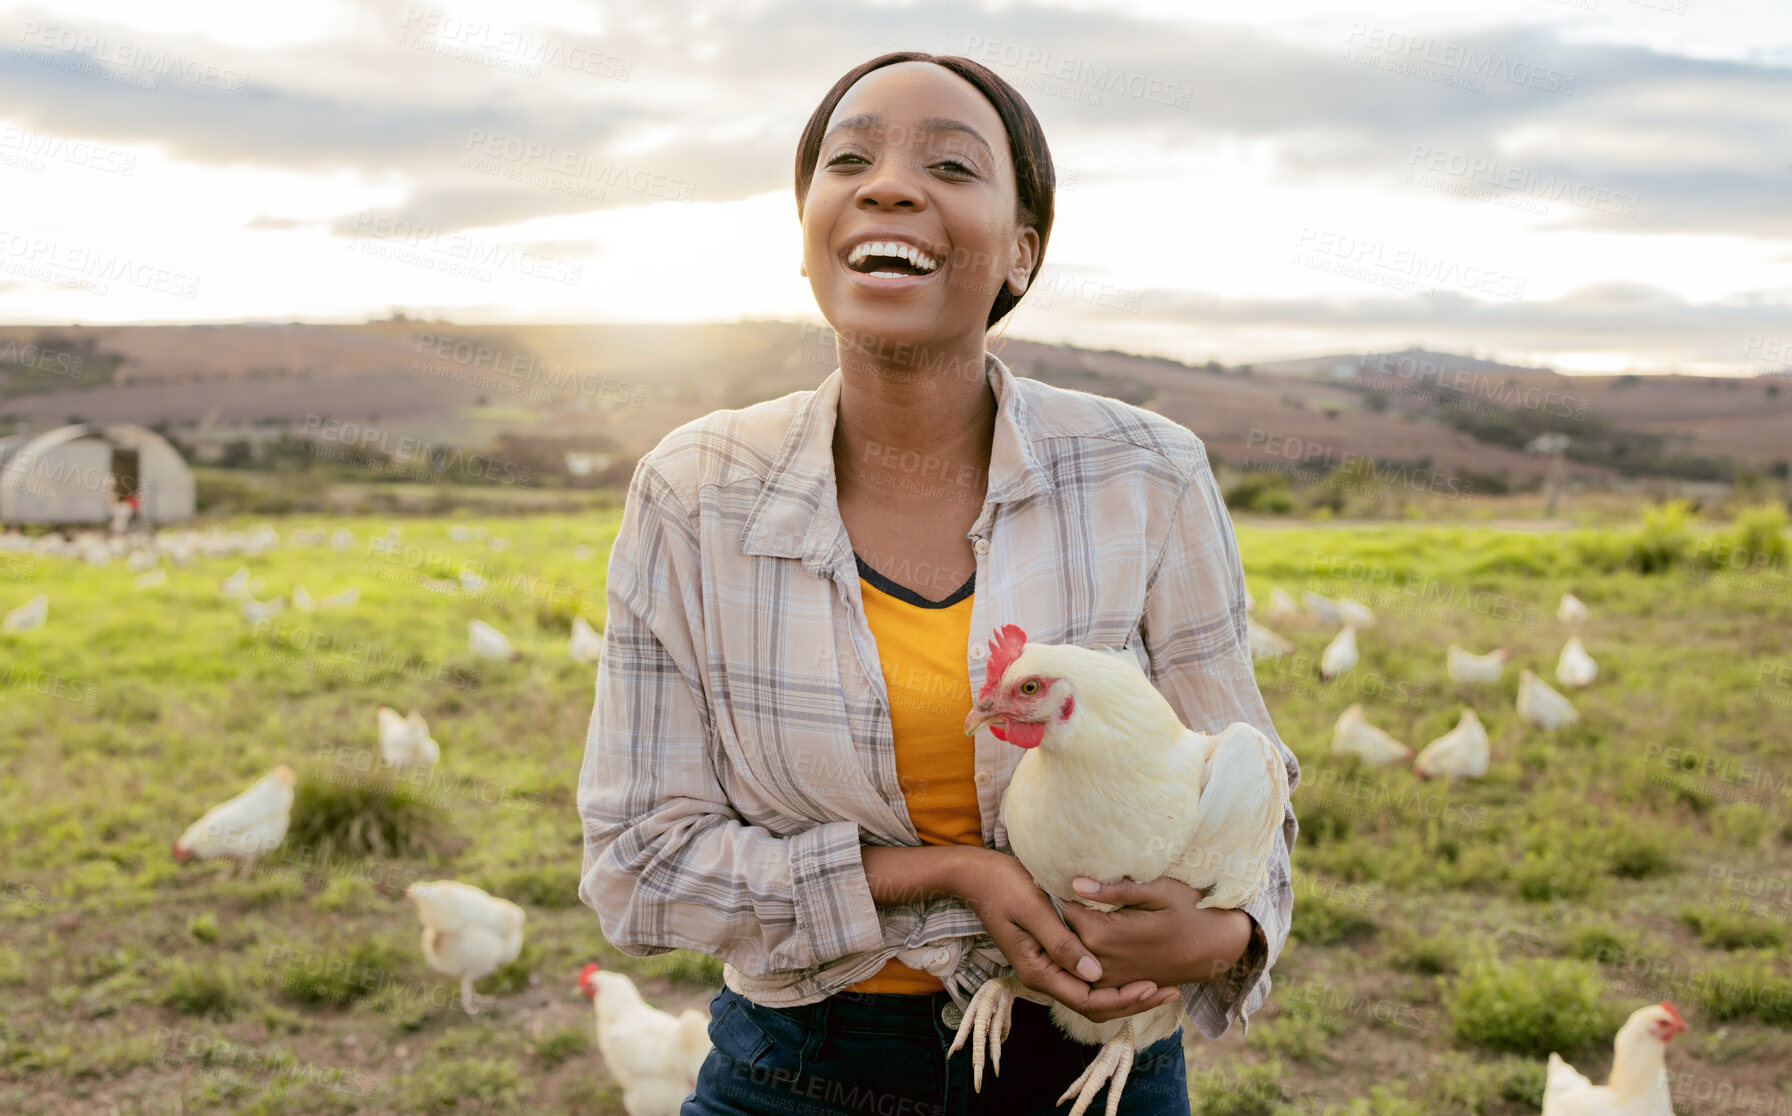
[949,849,1180,1024]
[1056,875,1254,991]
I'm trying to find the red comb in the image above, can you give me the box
[978,625,1028,701]
[577,962,601,1000]
[1659,1001,1684,1026]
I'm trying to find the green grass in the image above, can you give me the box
[2,511,1788,1114]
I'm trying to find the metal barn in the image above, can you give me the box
[0,423,195,525]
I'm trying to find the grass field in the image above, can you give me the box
[1,511,1789,1115]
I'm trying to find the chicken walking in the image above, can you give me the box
[577,963,712,1116]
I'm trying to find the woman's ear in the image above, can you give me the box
[1006,227,1041,296]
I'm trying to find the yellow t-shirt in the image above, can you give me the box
[846,555,982,995]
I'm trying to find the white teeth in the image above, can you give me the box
[846,239,938,272]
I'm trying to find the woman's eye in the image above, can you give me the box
[825,153,867,167]
[935,160,975,176]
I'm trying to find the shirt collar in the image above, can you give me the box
[740,349,1056,570]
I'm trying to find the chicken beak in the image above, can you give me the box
[964,704,997,738]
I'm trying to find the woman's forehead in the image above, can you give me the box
[826,63,1006,150]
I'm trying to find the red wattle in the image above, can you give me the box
[1006,722,1045,749]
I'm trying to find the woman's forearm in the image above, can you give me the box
[860,844,992,908]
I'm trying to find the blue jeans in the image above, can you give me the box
[681,985,1191,1116]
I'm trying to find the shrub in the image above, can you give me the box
[531,1025,589,1069]
[1679,906,1784,950]
[285,774,448,859]
[1692,957,1792,1026]
[1290,893,1378,946]
[274,940,406,1008]
[1225,472,1296,516]
[1711,503,1789,569]
[1604,830,1675,880]
[1187,1058,1285,1116]
[634,950,725,985]
[188,913,220,944]
[395,1055,524,1114]
[1390,930,1458,975]
[1446,958,1621,1058]
[159,960,242,1019]
[1625,499,1696,574]
[484,865,582,910]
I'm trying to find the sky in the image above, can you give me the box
[0,0,1787,375]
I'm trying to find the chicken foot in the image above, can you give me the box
[945,976,1020,1091]
[459,976,494,1016]
[1057,1017,1135,1116]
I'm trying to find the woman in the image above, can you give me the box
[579,52,1299,1116]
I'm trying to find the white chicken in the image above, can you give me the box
[1558,592,1589,628]
[1518,669,1579,729]
[569,615,605,664]
[1265,586,1302,627]
[316,586,359,609]
[1331,703,1413,766]
[173,765,296,875]
[330,527,356,551]
[1320,624,1358,680]
[1543,1002,1685,1115]
[1557,637,1598,689]
[1245,618,1294,661]
[220,566,252,599]
[1337,597,1377,629]
[405,880,526,1015]
[134,568,168,590]
[241,595,285,623]
[469,619,520,660]
[1413,709,1489,780]
[1446,645,1508,684]
[577,963,712,1116]
[292,585,318,612]
[953,625,1291,1116]
[378,706,440,771]
[1301,589,1344,626]
[3,593,48,632]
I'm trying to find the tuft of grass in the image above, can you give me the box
[394,1036,526,1115]
[633,949,726,985]
[1691,957,1792,1027]
[188,913,219,943]
[1679,906,1783,950]
[1445,958,1622,1058]
[1604,830,1676,879]
[159,960,244,1019]
[1562,924,1638,963]
[1187,1058,1285,1116]
[285,774,448,859]
[484,864,582,910]
[311,875,376,914]
[1389,930,1458,975]
[273,940,407,1008]
[531,1024,589,1069]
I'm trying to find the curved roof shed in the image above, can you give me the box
[0,423,195,524]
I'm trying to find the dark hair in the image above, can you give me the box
[794,52,1055,332]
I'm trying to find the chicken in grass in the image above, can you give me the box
[1331,703,1413,766]
[405,880,525,1015]
[1543,1002,1685,1115]
[569,615,605,664]
[1519,668,1580,729]
[1558,591,1589,628]
[3,592,48,632]
[1245,618,1295,661]
[1413,709,1489,781]
[1319,624,1358,680]
[577,963,712,1116]
[173,765,295,876]
[1446,644,1508,684]
[469,619,521,661]
[1301,589,1344,626]
[1557,637,1598,689]
[952,625,1290,1116]
[1265,587,1302,627]
[378,706,440,771]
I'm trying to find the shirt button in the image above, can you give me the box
[972,538,989,555]
[969,645,986,661]
[974,770,992,787]
[932,948,950,966]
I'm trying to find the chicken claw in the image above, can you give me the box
[946,976,1018,1091]
[1057,1018,1135,1116]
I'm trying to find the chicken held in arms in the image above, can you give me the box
[952,625,1291,1116]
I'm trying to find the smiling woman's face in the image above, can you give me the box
[801,61,1039,353]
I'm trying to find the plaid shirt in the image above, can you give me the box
[578,350,1300,1040]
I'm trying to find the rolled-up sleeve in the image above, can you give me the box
[577,460,885,977]
[1137,439,1301,1041]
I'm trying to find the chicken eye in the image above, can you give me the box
[1020,679,1040,695]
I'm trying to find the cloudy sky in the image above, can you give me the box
[0,0,1787,374]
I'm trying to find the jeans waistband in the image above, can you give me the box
[731,985,957,1032]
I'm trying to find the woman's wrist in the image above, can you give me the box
[860,843,994,908]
